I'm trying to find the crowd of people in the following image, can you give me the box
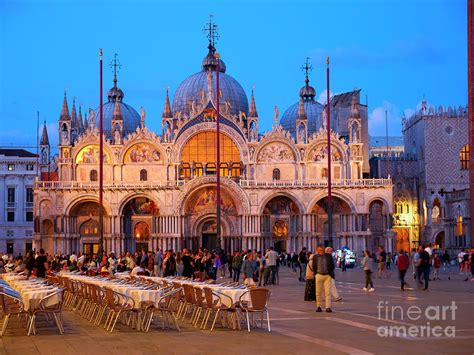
[1,243,472,316]
[301,244,474,314]
[0,246,289,287]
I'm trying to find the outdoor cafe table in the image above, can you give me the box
[147,276,250,307]
[60,273,165,310]
[0,274,61,311]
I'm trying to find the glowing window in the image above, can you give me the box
[460,144,469,170]
[181,132,241,177]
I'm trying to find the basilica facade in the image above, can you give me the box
[33,40,393,256]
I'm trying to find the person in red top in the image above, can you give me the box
[397,250,410,291]
[433,252,441,280]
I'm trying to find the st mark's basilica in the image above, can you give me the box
[33,28,394,256]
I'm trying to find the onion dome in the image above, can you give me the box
[281,78,324,137]
[172,44,248,118]
[93,79,140,139]
[202,44,227,73]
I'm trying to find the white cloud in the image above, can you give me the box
[317,89,336,104]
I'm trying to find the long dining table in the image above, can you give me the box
[0,274,61,311]
[144,276,251,307]
[60,273,165,310]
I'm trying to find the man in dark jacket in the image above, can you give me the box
[417,246,430,290]
[313,245,335,313]
[298,247,308,282]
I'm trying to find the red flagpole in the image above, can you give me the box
[326,57,333,247]
[215,53,221,249]
[98,48,104,260]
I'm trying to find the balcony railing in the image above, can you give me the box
[239,179,392,188]
[7,202,15,208]
[36,178,391,190]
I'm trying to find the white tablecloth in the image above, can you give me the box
[1,275,60,310]
[61,273,163,309]
[148,277,250,307]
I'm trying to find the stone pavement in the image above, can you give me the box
[1,266,473,355]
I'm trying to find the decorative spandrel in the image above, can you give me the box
[124,143,161,163]
[185,187,236,215]
[75,145,110,164]
[308,144,342,162]
[257,143,294,163]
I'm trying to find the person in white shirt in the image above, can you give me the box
[69,252,78,263]
[264,247,279,285]
[130,263,145,276]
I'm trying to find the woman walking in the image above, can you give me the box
[362,250,374,292]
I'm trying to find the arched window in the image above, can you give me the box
[272,168,280,180]
[140,169,148,181]
[460,144,469,170]
[180,132,241,177]
[90,170,98,181]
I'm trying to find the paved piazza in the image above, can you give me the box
[1,267,472,355]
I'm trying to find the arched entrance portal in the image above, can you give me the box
[435,231,445,249]
[262,196,300,252]
[311,196,352,250]
[184,186,238,251]
[368,200,388,252]
[122,197,159,253]
[201,219,219,250]
[69,201,108,256]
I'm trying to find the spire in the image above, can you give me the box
[107,54,124,102]
[71,98,77,127]
[162,88,172,118]
[113,96,123,121]
[40,120,49,146]
[84,113,89,131]
[201,15,226,73]
[78,105,84,132]
[249,88,258,117]
[59,90,71,121]
[296,97,307,121]
[350,95,360,119]
[299,58,316,101]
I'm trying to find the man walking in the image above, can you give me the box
[265,247,278,285]
[325,247,342,302]
[298,247,308,282]
[313,246,335,313]
[417,245,430,290]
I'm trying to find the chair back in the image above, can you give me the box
[194,287,203,307]
[248,288,270,311]
[39,288,64,313]
[203,287,214,309]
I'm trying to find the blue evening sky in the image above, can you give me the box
[0,0,467,151]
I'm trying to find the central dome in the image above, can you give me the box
[172,46,248,118]
[93,83,141,139]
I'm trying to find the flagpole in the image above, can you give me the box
[326,57,333,247]
[98,48,104,261]
[215,53,221,250]
[36,111,39,177]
